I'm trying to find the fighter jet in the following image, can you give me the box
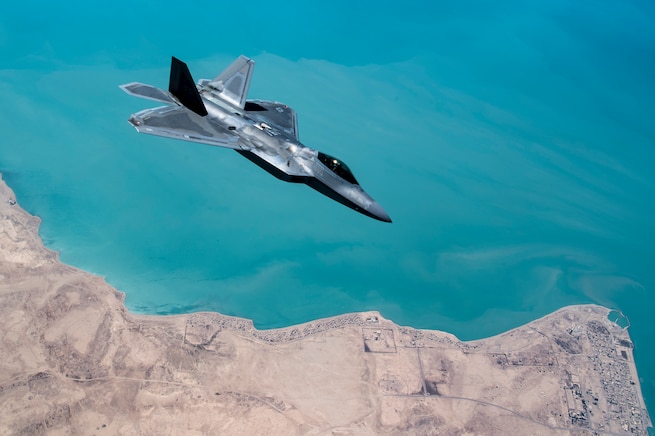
[120,56,391,222]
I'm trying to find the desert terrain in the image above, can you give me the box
[0,174,651,435]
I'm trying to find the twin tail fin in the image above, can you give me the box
[169,56,208,117]
[122,56,253,117]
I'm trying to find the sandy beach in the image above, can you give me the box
[0,174,651,435]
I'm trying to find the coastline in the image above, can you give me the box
[0,173,651,434]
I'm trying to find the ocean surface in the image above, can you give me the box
[1,0,654,421]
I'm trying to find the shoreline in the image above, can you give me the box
[1,173,651,434]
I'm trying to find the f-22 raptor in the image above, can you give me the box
[120,56,392,222]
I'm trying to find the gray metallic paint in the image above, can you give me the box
[120,56,391,222]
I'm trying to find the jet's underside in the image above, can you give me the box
[234,148,389,222]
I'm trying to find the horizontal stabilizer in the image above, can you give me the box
[169,57,208,117]
[119,82,178,105]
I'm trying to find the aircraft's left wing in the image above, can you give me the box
[127,106,243,149]
[245,100,299,140]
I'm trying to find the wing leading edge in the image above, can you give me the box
[244,100,300,140]
[128,106,241,149]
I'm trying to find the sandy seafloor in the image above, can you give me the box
[1,0,654,422]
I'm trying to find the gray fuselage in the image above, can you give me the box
[122,55,391,222]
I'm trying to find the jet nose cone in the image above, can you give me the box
[368,202,392,223]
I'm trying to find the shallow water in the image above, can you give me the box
[1,0,654,421]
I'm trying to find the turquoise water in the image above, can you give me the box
[1,0,654,421]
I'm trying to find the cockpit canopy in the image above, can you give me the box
[317,152,359,185]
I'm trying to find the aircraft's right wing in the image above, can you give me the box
[127,105,244,149]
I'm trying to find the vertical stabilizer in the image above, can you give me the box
[207,55,255,109]
[169,57,208,117]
